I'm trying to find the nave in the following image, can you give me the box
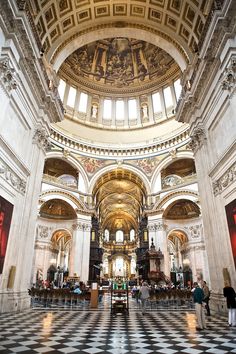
[0,308,235,354]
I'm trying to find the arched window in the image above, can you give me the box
[130,229,135,241]
[104,229,109,242]
[116,230,124,242]
[67,87,77,107]
[58,79,66,100]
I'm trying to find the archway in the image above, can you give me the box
[92,168,146,281]
[167,229,192,287]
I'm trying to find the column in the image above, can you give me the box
[70,218,91,283]
[15,127,51,292]
[148,218,169,276]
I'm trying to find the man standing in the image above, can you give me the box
[193,282,206,330]
[139,282,150,315]
[202,281,211,316]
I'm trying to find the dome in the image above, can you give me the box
[59,37,180,95]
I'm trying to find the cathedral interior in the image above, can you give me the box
[0,0,236,352]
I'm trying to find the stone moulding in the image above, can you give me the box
[40,190,94,215]
[0,157,26,195]
[212,162,236,196]
[49,127,190,159]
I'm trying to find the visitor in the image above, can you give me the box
[139,282,150,315]
[202,280,211,316]
[223,282,236,327]
[192,282,206,330]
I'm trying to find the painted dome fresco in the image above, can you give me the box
[59,37,180,96]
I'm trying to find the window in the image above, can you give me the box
[116,100,124,120]
[58,79,66,100]
[67,86,76,107]
[104,229,109,242]
[152,92,162,113]
[128,99,137,119]
[78,92,88,113]
[103,99,112,119]
[174,79,182,101]
[164,87,173,108]
[130,229,135,241]
[116,230,124,242]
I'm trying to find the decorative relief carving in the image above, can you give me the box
[33,127,51,152]
[0,158,26,194]
[148,222,166,231]
[37,225,52,239]
[0,57,18,93]
[189,127,206,153]
[184,224,203,239]
[212,162,236,196]
[222,56,236,92]
[72,222,91,231]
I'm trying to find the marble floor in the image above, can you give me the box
[0,307,236,354]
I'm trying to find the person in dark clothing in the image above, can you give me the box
[223,282,236,326]
[193,282,206,330]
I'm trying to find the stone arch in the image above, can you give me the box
[52,26,189,73]
[88,163,151,195]
[45,151,89,192]
[39,190,88,214]
[155,189,199,211]
[151,151,195,193]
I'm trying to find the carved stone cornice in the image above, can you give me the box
[176,1,236,123]
[72,223,91,232]
[50,126,190,159]
[0,157,26,194]
[189,127,206,153]
[0,57,18,93]
[221,55,236,92]
[0,1,63,123]
[212,161,236,196]
[33,127,51,152]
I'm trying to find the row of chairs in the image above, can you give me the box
[29,288,91,308]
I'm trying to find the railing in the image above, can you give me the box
[161,173,197,190]
[42,174,77,188]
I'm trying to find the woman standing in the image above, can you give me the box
[223,282,236,326]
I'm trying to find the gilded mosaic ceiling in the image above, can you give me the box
[93,169,146,231]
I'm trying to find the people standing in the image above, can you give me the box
[223,282,236,326]
[193,282,206,330]
[202,281,211,316]
[139,282,150,315]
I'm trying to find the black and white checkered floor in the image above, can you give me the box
[0,309,236,353]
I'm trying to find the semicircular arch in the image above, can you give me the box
[151,151,195,193]
[89,163,151,196]
[45,151,89,192]
[52,26,189,73]
[155,189,199,211]
[39,190,91,215]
